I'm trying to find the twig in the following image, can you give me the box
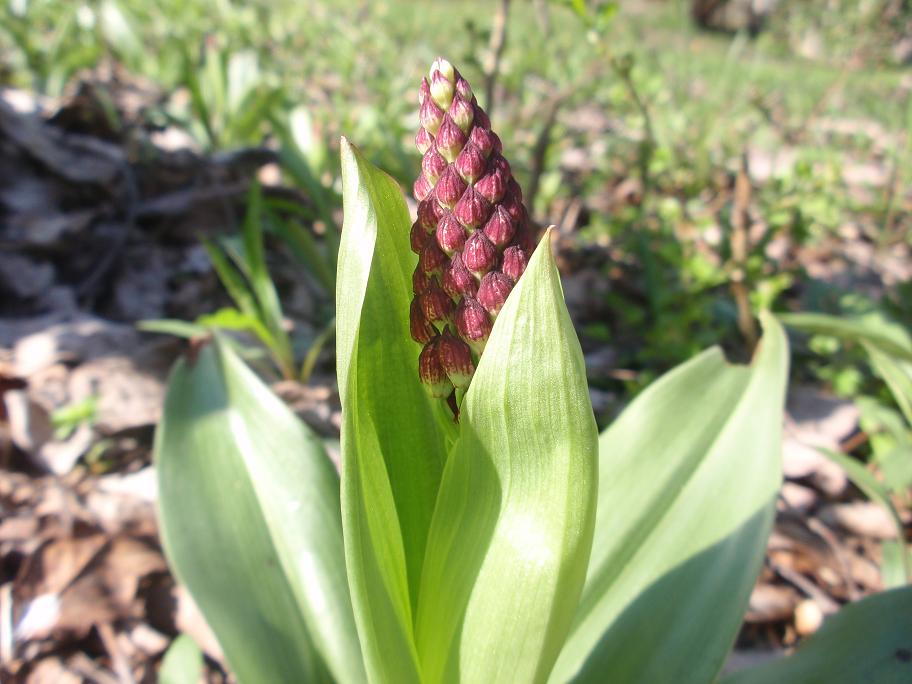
[483,0,511,116]
[730,149,758,350]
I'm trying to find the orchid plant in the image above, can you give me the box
[154,59,912,684]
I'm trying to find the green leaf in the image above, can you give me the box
[818,447,910,583]
[863,341,912,425]
[155,337,365,684]
[722,586,912,684]
[779,311,912,363]
[551,314,789,684]
[159,634,203,684]
[416,231,598,683]
[336,138,454,682]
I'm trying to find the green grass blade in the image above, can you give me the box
[155,337,365,683]
[416,231,598,683]
[722,586,912,684]
[551,314,789,684]
[863,341,912,426]
[779,311,912,362]
[336,138,454,682]
[818,447,910,583]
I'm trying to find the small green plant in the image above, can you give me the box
[154,59,912,684]
[781,310,912,585]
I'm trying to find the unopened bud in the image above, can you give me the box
[462,231,496,276]
[410,299,436,343]
[417,199,438,232]
[416,127,433,155]
[410,221,429,254]
[420,97,445,136]
[477,271,513,315]
[502,246,529,282]
[438,328,475,390]
[455,76,473,102]
[413,174,432,202]
[442,253,478,300]
[482,206,515,248]
[419,77,431,105]
[419,338,453,398]
[422,148,447,183]
[430,70,455,109]
[421,283,455,325]
[454,187,492,229]
[474,163,508,204]
[455,143,486,184]
[435,166,467,209]
[419,239,448,276]
[455,296,492,353]
[429,57,455,83]
[413,266,432,294]
[436,214,466,255]
[449,95,474,133]
[469,125,496,158]
[435,116,467,163]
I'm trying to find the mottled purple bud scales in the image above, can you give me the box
[413,58,535,401]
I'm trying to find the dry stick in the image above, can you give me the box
[483,0,511,116]
[730,149,758,350]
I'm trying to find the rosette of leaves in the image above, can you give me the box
[153,60,912,684]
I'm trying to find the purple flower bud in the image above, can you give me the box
[455,76,473,102]
[419,77,431,105]
[434,166,467,209]
[411,221,429,254]
[413,266,432,294]
[437,328,475,390]
[419,239,448,276]
[413,174,432,202]
[469,125,496,158]
[506,177,523,203]
[419,338,453,398]
[420,97,445,136]
[503,189,524,222]
[474,105,490,130]
[422,148,447,183]
[416,127,434,155]
[436,214,466,255]
[474,164,509,204]
[462,231,496,276]
[454,187,492,229]
[513,220,536,253]
[455,296,492,353]
[482,206,515,248]
[449,95,474,133]
[420,283,454,325]
[502,246,529,282]
[410,299,436,343]
[417,199,437,232]
[430,69,455,109]
[442,253,478,300]
[477,271,513,315]
[435,116,467,163]
[455,143,486,184]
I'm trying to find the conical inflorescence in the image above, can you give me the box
[411,58,535,403]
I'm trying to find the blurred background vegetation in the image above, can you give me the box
[2,0,910,415]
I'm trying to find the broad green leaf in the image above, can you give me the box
[722,586,912,684]
[337,139,454,682]
[551,314,789,684]
[779,311,912,362]
[159,634,203,684]
[155,337,364,684]
[416,231,598,684]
